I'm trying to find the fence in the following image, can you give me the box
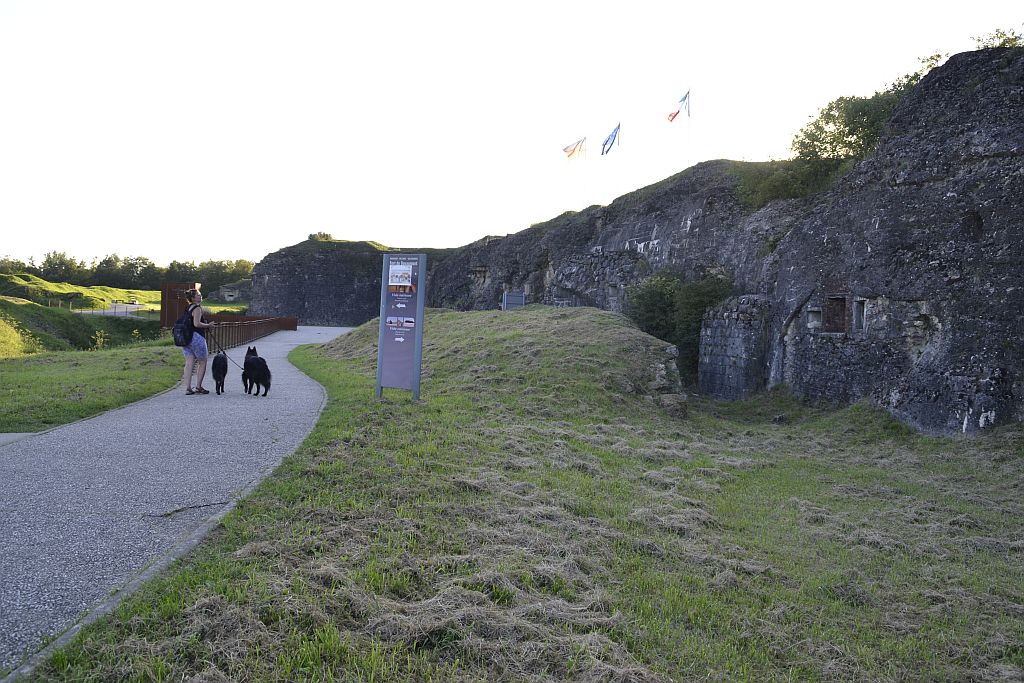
[52,300,155,317]
[202,314,298,352]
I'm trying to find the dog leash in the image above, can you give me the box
[206,328,247,371]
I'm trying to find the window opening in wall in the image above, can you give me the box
[807,308,822,329]
[853,299,867,332]
[823,296,847,333]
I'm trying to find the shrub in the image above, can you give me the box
[625,274,733,384]
[623,275,678,342]
[734,54,945,210]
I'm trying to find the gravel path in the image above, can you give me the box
[0,326,351,675]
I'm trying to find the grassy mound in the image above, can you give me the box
[29,308,1024,682]
[0,296,162,357]
[0,273,160,309]
[329,306,683,417]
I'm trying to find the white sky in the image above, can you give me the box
[0,1,1020,266]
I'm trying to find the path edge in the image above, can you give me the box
[1,344,331,682]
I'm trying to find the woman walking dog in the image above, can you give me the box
[181,288,217,395]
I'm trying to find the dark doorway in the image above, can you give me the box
[823,296,847,333]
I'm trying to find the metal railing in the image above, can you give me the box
[203,315,298,352]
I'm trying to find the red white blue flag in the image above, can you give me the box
[668,90,690,122]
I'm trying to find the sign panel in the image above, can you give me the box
[375,254,426,399]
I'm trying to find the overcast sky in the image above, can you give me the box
[0,1,1019,266]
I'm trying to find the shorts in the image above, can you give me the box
[181,333,208,360]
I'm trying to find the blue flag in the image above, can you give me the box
[601,123,620,155]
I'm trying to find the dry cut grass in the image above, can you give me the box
[28,306,1024,682]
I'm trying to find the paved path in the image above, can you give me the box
[73,303,147,317]
[0,326,350,675]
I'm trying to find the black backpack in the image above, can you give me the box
[172,304,198,347]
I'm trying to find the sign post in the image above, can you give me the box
[375,253,426,400]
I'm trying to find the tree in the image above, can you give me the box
[789,54,945,191]
[92,254,126,287]
[135,259,165,290]
[166,260,199,284]
[91,254,165,289]
[121,256,160,288]
[40,251,89,284]
[194,260,255,294]
[973,26,1023,48]
[309,232,334,241]
[0,256,29,274]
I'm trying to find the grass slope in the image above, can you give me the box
[27,307,1024,682]
[0,273,160,309]
[0,296,163,357]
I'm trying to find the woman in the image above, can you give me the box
[181,288,217,395]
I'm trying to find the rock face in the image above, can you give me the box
[250,241,391,326]
[250,241,452,326]
[429,48,1024,435]
[760,48,1024,434]
[425,161,792,311]
[250,49,1023,434]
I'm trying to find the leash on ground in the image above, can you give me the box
[206,329,247,371]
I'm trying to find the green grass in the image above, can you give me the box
[0,344,181,431]
[203,301,249,315]
[0,296,163,357]
[22,307,1024,681]
[731,158,854,210]
[0,272,161,309]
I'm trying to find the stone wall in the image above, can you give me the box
[698,296,770,400]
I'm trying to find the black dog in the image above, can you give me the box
[242,346,272,397]
[211,352,228,395]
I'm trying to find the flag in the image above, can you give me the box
[668,90,690,122]
[600,123,620,155]
[562,137,586,159]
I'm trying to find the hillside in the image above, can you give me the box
[32,307,1024,682]
[0,273,160,309]
[0,296,162,358]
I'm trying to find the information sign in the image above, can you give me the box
[375,254,426,399]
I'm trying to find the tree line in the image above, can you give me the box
[0,252,254,295]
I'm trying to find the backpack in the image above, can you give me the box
[172,304,198,347]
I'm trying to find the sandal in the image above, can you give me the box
[185,389,196,395]
[195,387,210,394]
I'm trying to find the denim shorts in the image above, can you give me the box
[181,332,208,360]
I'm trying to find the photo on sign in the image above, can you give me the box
[388,283,416,294]
[385,316,401,326]
[388,264,413,286]
[402,317,416,328]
